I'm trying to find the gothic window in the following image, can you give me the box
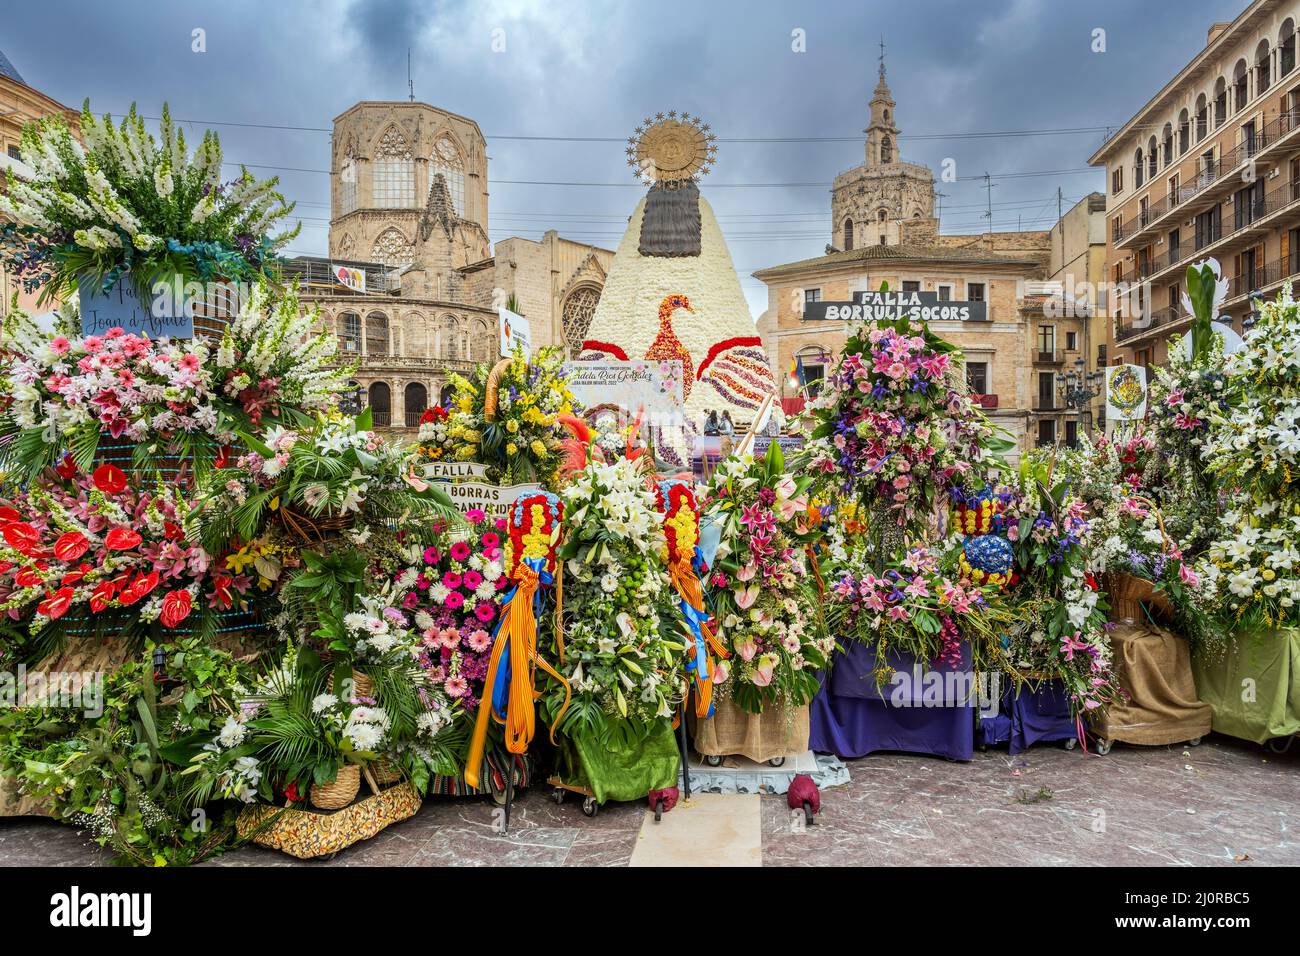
[366,311,390,356]
[404,382,428,428]
[371,227,413,266]
[880,135,893,164]
[472,319,492,361]
[338,152,358,215]
[878,209,887,222]
[368,382,391,427]
[337,232,356,260]
[373,127,415,208]
[431,136,466,218]
[441,315,461,361]
[339,311,361,353]
[843,218,854,252]
[562,285,601,347]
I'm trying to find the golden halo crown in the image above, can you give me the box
[626,112,717,187]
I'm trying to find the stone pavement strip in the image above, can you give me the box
[0,734,1296,867]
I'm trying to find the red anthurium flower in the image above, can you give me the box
[214,445,233,469]
[60,568,88,587]
[2,522,41,555]
[163,520,185,541]
[89,579,118,613]
[0,507,21,523]
[54,455,78,480]
[159,589,192,628]
[0,560,12,574]
[37,586,74,620]
[92,463,128,495]
[118,571,160,605]
[104,527,143,551]
[211,573,234,610]
[54,531,90,562]
[15,563,47,588]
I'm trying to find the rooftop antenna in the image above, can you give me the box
[407,48,414,102]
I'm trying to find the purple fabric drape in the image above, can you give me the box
[977,679,1077,754]
[809,641,975,761]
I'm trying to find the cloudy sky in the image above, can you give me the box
[7,0,1236,315]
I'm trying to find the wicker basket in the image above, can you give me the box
[370,758,403,786]
[1106,571,1174,624]
[310,763,361,810]
[277,505,355,544]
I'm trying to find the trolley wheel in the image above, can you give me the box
[1096,739,1113,756]
[803,801,815,827]
[704,754,724,767]
[1267,735,1294,755]
[979,743,988,753]
[768,756,786,768]
[581,796,598,817]
[654,799,664,823]
[550,788,565,805]
[1186,736,1202,747]
[1063,737,1077,751]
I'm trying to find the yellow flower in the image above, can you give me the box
[506,419,519,433]
[529,439,546,457]
[507,442,518,456]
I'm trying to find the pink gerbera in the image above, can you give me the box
[494,518,507,532]
[465,508,486,524]
[444,591,465,610]
[423,546,441,565]
[480,532,500,548]
[473,601,496,622]
[444,677,469,698]
[443,571,463,589]
[467,629,492,652]
[463,570,483,589]
[450,541,471,561]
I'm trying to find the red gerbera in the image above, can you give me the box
[104,527,143,551]
[92,463,128,495]
[54,531,90,562]
[159,589,193,628]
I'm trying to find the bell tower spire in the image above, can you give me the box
[866,38,899,167]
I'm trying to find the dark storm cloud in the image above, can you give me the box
[3,0,1237,314]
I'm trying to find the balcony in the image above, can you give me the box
[1033,349,1064,365]
[1033,397,1059,412]
[1117,177,1300,290]
[971,393,999,410]
[1116,304,1184,344]
[1114,107,1300,250]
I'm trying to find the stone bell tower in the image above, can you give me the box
[865,51,900,168]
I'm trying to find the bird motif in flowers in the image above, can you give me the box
[645,294,697,397]
[580,293,778,412]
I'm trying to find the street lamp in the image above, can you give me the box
[1055,358,1105,438]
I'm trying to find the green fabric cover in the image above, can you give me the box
[557,720,680,804]
[1192,627,1300,744]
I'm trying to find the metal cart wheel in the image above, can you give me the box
[1063,737,1077,751]
[767,756,786,768]
[1096,738,1113,756]
[1267,735,1294,755]
[653,799,665,823]
[704,754,724,767]
[581,796,598,817]
[1186,737,1202,747]
[550,788,565,805]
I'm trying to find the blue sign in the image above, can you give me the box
[78,275,194,339]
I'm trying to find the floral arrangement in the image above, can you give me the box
[1196,290,1300,629]
[796,310,1010,541]
[547,457,684,747]
[699,446,831,712]
[828,544,1006,677]
[0,103,297,302]
[436,344,579,487]
[397,508,510,713]
[0,282,348,483]
[415,405,451,462]
[950,487,1015,588]
[992,459,1122,714]
[0,463,256,659]
[195,409,456,552]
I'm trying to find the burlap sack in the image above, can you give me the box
[691,698,809,763]
[1089,621,1212,746]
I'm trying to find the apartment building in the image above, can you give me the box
[1091,2,1300,368]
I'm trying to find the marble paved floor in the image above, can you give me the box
[1,733,1296,866]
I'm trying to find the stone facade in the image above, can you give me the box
[754,60,1052,457]
[298,101,612,432]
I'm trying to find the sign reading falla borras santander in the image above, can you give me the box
[421,461,539,524]
[803,290,988,324]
